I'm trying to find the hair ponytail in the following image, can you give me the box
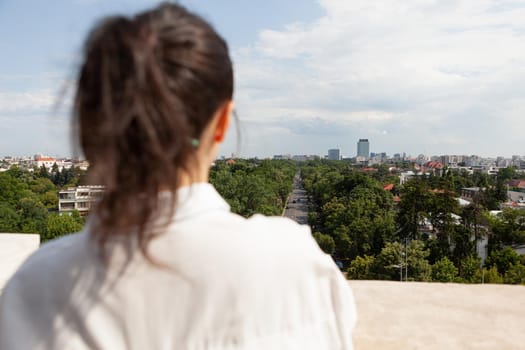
[74,3,233,262]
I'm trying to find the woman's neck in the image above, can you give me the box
[177,166,210,188]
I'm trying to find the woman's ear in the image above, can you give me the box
[214,101,233,143]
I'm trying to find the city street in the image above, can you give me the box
[283,173,308,225]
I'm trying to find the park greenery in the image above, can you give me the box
[0,159,296,241]
[210,159,296,217]
[302,160,525,284]
[0,166,85,242]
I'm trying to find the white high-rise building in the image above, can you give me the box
[357,139,369,159]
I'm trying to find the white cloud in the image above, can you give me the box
[0,90,56,114]
[229,0,525,157]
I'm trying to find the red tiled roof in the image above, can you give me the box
[36,157,56,162]
[424,161,444,169]
[383,184,394,191]
[508,180,525,188]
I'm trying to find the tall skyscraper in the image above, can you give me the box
[327,148,340,160]
[357,139,369,158]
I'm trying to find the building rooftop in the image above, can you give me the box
[1,238,524,349]
[352,280,525,349]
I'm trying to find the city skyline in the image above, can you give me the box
[1,0,525,158]
[3,147,525,161]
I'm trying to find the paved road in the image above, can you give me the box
[283,173,309,225]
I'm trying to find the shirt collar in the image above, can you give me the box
[169,182,230,221]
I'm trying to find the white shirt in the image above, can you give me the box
[0,183,356,349]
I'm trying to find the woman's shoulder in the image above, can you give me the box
[208,213,330,269]
[169,211,328,272]
[246,214,309,233]
[22,231,89,267]
[1,231,91,299]
[199,211,317,250]
[245,214,316,246]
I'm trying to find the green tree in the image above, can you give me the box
[43,212,84,241]
[50,162,60,185]
[347,255,375,280]
[428,190,460,262]
[210,159,296,217]
[432,257,458,282]
[375,240,432,281]
[498,166,517,182]
[37,165,49,179]
[397,178,432,240]
[40,191,58,209]
[450,225,476,272]
[18,197,48,233]
[461,201,486,243]
[460,255,482,283]
[485,247,521,275]
[504,263,525,285]
[406,240,433,281]
[29,177,55,194]
[312,232,335,254]
[0,203,21,232]
[486,209,525,252]
[479,266,503,284]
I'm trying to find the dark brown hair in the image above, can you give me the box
[74,3,233,260]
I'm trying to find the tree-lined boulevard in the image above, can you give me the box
[283,173,308,225]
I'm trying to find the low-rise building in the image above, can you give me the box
[399,171,415,184]
[34,155,57,169]
[508,180,525,191]
[58,186,104,216]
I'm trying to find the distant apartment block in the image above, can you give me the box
[58,186,104,216]
[272,154,291,160]
[461,187,481,200]
[357,139,370,159]
[291,155,320,162]
[33,155,89,171]
[370,152,387,160]
[368,152,387,165]
[35,155,58,169]
[292,155,307,162]
[272,154,319,161]
[440,155,467,167]
[327,149,340,161]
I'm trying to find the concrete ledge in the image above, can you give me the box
[351,280,525,349]
[0,233,40,290]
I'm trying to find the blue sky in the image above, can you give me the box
[1,0,525,158]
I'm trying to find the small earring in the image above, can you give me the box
[191,139,200,147]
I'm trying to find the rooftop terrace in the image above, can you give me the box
[1,234,523,349]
